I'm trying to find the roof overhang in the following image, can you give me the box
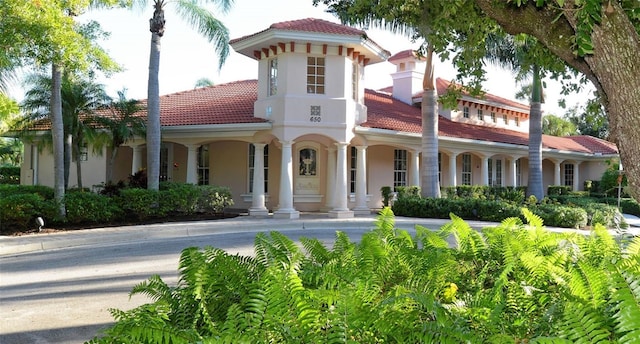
[161,122,272,138]
[355,126,617,160]
[231,29,390,65]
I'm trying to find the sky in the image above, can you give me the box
[20,0,594,116]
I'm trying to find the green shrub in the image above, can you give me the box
[63,191,121,224]
[127,169,147,189]
[393,194,589,228]
[197,185,234,214]
[529,203,588,228]
[89,209,640,343]
[159,183,201,215]
[599,165,627,197]
[475,199,522,222]
[380,186,393,207]
[0,166,20,184]
[547,185,572,196]
[116,188,161,221]
[395,185,420,200]
[0,184,55,200]
[441,186,526,203]
[0,193,46,233]
[619,198,640,216]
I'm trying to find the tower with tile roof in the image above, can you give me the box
[230,18,390,143]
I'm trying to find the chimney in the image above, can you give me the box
[388,50,426,106]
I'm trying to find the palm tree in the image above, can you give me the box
[542,114,576,137]
[62,75,110,189]
[92,89,146,182]
[19,72,110,189]
[143,0,233,190]
[194,77,215,88]
[421,45,441,198]
[0,138,22,165]
[484,33,545,201]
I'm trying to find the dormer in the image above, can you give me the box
[230,18,390,132]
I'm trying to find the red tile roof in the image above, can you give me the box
[231,18,370,45]
[19,79,616,156]
[388,49,427,63]
[434,78,530,113]
[362,89,618,155]
[140,80,267,126]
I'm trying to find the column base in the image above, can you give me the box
[274,209,300,219]
[353,207,371,216]
[328,209,354,218]
[249,208,269,217]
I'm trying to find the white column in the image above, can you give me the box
[481,156,489,185]
[274,140,299,219]
[573,162,581,191]
[554,161,561,186]
[132,145,143,175]
[324,147,337,210]
[449,153,457,187]
[354,146,369,215]
[410,150,420,187]
[510,158,518,187]
[186,144,198,184]
[329,142,354,218]
[249,143,269,216]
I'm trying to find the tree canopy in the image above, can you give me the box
[0,0,121,73]
[314,0,640,199]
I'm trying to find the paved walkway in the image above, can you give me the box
[1,212,639,257]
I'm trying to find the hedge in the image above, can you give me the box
[392,195,591,229]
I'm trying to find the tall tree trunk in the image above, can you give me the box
[475,0,640,200]
[64,133,71,189]
[107,146,118,183]
[50,64,65,217]
[421,46,441,198]
[527,65,544,200]
[146,2,164,190]
[74,139,83,189]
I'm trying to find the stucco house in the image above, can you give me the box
[18,18,618,219]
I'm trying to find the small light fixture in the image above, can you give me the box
[36,217,44,232]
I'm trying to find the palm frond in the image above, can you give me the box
[174,0,230,69]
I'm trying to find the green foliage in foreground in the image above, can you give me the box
[0,183,234,233]
[87,208,640,344]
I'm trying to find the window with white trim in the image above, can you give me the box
[495,159,502,186]
[197,144,209,185]
[488,158,503,186]
[477,109,483,121]
[351,61,359,100]
[350,147,357,193]
[515,116,520,127]
[463,106,470,118]
[462,154,472,185]
[503,114,508,124]
[160,144,170,182]
[491,112,496,123]
[268,58,278,96]
[564,163,574,188]
[249,144,269,193]
[393,149,407,190]
[488,158,493,186]
[515,159,522,186]
[307,56,325,94]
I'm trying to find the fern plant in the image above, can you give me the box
[87,207,640,344]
